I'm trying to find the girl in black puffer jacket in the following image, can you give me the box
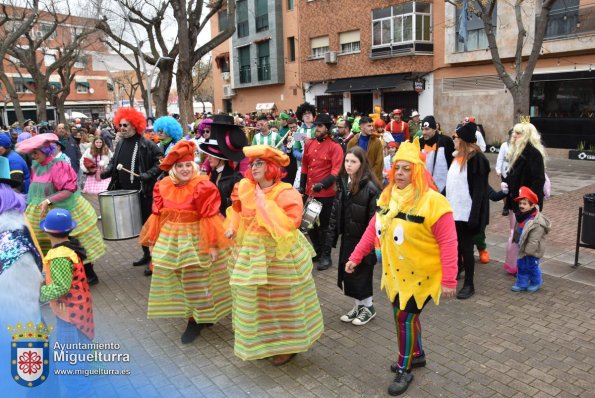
[328,147,381,326]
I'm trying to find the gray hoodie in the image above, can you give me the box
[518,211,551,258]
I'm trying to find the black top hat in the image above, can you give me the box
[212,115,248,161]
[198,139,229,160]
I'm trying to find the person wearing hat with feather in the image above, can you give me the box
[140,140,232,344]
[224,145,324,366]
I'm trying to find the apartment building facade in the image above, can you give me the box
[211,0,303,114]
[0,9,112,125]
[299,0,435,118]
[433,0,595,147]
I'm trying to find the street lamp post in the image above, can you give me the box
[148,56,174,118]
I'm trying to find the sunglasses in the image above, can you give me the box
[249,160,265,169]
[119,123,129,128]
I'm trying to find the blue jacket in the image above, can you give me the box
[5,150,30,193]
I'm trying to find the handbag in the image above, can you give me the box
[83,157,97,174]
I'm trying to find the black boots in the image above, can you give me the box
[83,263,99,285]
[133,246,151,266]
[181,319,203,344]
[317,246,332,271]
[144,264,152,277]
[457,285,475,299]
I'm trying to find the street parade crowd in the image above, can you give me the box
[0,103,551,396]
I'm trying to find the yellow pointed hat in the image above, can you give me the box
[394,137,425,165]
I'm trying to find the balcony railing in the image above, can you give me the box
[257,64,271,81]
[239,67,251,84]
[543,5,595,40]
[369,42,433,59]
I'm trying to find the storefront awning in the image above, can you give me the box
[50,82,62,90]
[107,82,114,91]
[256,103,276,111]
[326,73,414,93]
[76,81,90,88]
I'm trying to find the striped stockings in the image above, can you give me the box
[392,297,426,371]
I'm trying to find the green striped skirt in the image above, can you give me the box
[26,196,106,263]
[147,220,232,323]
[230,231,324,360]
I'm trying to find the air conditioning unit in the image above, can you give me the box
[221,72,230,81]
[223,85,235,97]
[324,51,337,64]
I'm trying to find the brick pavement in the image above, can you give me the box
[40,157,595,398]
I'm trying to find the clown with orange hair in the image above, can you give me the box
[345,138,458,396]
[101,107,163,275]
[224,145,324,367]
[139,140,231,344]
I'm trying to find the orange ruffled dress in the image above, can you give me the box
[225,179,324,360]
[140,175,232,323]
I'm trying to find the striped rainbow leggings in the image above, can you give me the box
[392,296,429,371]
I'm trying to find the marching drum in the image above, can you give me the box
[98,190,143,240]
[300,197,323,232]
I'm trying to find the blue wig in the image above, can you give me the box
[153,116,183,142]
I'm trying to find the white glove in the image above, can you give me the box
[501,182,509,194]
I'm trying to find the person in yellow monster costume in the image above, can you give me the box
[345,138,458,396]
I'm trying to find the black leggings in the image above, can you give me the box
[455,221,475,287]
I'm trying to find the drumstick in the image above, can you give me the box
[116,163,140,177]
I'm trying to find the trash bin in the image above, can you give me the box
[582,193,595,245]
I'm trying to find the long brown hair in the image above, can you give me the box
[454,140,481,171]
[342,146,381,195]
[90,136,110,157]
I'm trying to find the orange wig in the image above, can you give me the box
[114,107,147,135]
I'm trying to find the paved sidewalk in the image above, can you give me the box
[41,158,595,398]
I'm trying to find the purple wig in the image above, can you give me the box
[39,143,57,157]
[0,183,26,214]
[197,118,213,136]
[17,132,32,143]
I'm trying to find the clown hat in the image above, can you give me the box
[243,145,289,167]
[160,141,197,171]
[40,208,77,234]
[15,133,59,154]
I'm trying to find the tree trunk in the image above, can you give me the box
[511,82,531,124]
[173,0,193,130]
[0,75,26,126]
[56,99,66,123]
[35,83,48,122]
[154,64,174,117]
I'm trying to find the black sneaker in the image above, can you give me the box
[390,354,426,372]
[317,255,332,270]
[340,305,361,323]
[388,369,414,396]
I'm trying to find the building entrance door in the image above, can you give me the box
[351,93,373,114]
